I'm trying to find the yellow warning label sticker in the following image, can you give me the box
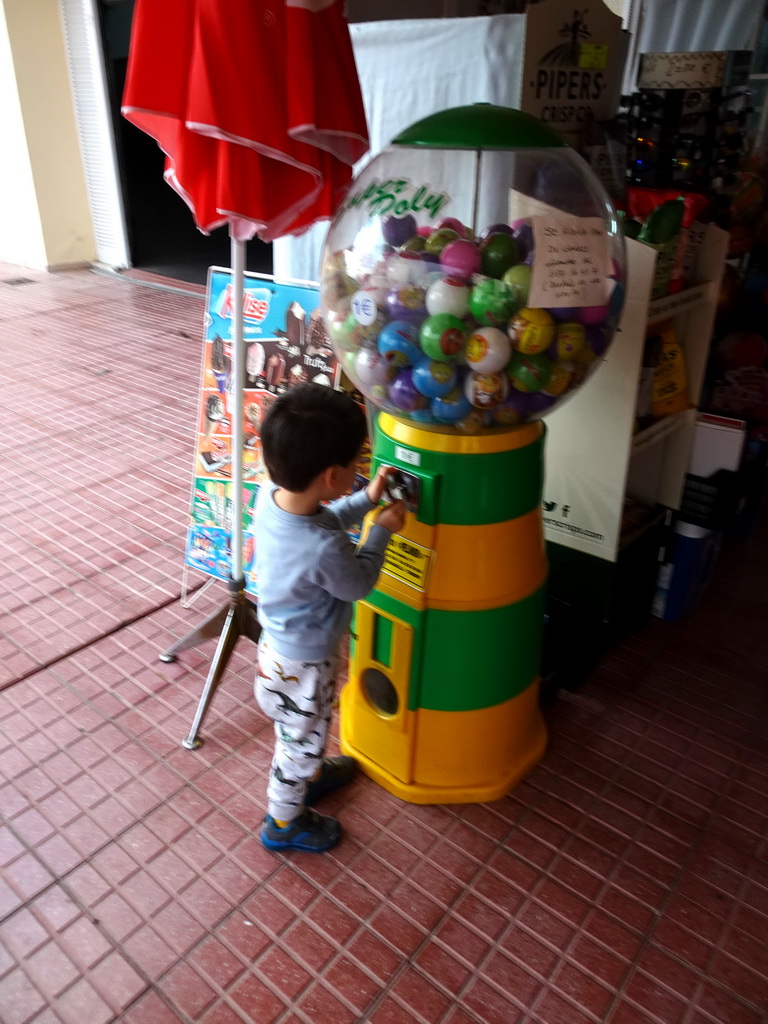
[579,44,609,69]
[382,535,432,591]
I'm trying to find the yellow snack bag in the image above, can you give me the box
[652,321,690,418]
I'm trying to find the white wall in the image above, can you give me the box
[0,3,46,268]
[0,0,95,269]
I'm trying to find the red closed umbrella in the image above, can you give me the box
[122,0,368,240]
[122,0,369,746]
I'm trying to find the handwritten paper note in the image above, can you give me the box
[528,216,611,308]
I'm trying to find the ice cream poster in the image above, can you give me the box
[185,269,340,589]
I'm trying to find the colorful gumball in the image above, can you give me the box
[356,348,395,388]
[543,361,574,396]
[327,310,358,349]
[511,221,534,262]
[481,232,519,278]
[585,326,608,358]
[578,303,610,326]
[495,389,534,426]
[436,217,469,238]
[464,371,509,408]
[351,290,380,327]
[431,386,473,423]
[465,327,512,374]
[401,235,426,252]
[357,274,390,307]
[386,284,427,324]
[440,239,482,280]
[550,322,586,361]
[420,314,466,360]
[493,406,524,427]
[501,264,531,306]
[377,320,422,367]
[412,358,457,398]
[385,251,427,285]
[425,228,460,256]
[468,279,518,328]
[389,369,428,411]
[321,270,357,312]
[525,390,558,414]
[425,276,471,319]
[351,311,388,348]
[509,308,555,354]
[420,270,448,295]
[382,214,417,247]
[549,306,580,322]
[507,352,553,393]
[482,222,514,238]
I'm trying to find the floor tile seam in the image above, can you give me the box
[359,810,503,885]
[611,976,712,1024]
[521,835,671,919]
[143,903,314,1016]
[506,800,645,875]
[437,941,545,1024]
[343,821,493,925]
[0,588,189,694]
[0,868,176,1011]
[315,831,495,1015]
[230,949,374,1024]
[261,918,407,1017]
[0,531,184,594]
[644,681,768,734]
[687,959,768,1016]
[92,266,207,300]
[355,914,475,1024]
[24,946,153,1020]
[525,973,612,1024]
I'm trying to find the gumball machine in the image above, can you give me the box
[321,104,625,803]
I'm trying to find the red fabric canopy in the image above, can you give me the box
[122,0,369,242]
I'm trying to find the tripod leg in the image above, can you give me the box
[159,603,229,662]
[182,604,241,749]
[238,597,262,646]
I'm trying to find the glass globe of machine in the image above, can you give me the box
[321,105,626,804]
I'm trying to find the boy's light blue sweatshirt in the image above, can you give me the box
[252,482,393,661]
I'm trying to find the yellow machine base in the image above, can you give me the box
[339,683,547,805]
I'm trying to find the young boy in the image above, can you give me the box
[252,383,405,852]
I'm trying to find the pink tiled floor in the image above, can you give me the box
[1,263,767,1024]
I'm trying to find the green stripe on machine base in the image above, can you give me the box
[417,586,546,711]
[374,427,545,527]
[357,585,546,713]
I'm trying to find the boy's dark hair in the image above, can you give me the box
[260,383,367,492]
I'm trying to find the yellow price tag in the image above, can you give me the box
[579,44,609,70]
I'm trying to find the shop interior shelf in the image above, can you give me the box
[632,409,689,453]
[647,283,711,324]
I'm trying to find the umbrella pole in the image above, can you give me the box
[163,233,261,749]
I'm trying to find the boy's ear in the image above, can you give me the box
[322,465,339,491]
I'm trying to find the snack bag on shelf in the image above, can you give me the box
[652,321,690,418]
[635,331,663,432]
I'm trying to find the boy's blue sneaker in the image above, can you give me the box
[261,808,341,852]
[305,755,357,805]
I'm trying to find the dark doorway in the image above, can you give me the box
[98,0,273,286]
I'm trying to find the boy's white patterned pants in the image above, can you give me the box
[255,634,339,823]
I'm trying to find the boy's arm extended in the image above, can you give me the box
[314,522,394,601]
[325,486,376,531]
[326,466,399,530]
